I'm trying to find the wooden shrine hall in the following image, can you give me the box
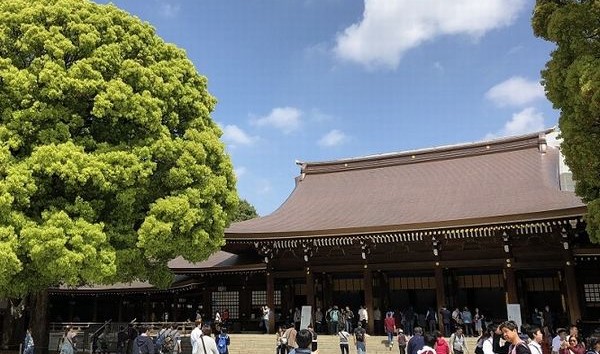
[44,129,600,333]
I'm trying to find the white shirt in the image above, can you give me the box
[483,337,494,354]
[358,308,368,321]
[551,335,563,353]
[197,335,218,354]
[529,341,543,354]
[190,327,202,354]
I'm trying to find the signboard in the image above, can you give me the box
[506,304,522,330]
[300,305,312,330]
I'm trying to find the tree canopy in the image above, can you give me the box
[532,0,600,243]
[230,199,259,223]
[0,0,238,296]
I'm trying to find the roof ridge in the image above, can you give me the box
[299,129,554,175]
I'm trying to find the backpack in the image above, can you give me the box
[155,330,165,348]
[161,331,175,353]
[355,330,365,342]
[331,310,339,322]
[217,335,228,354]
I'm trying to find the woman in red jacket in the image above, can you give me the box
[435,330,450,354]
[559,336,585,354]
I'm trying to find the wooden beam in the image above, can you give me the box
[434,266,446,333]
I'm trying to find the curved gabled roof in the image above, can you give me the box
[226,130,585,240]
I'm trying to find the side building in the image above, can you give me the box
[37,129,600,334]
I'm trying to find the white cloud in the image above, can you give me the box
[318,129,348,147]
[234,167,247,179]
[252,107,302,134]
[486,107,545,139]
[221,124,257,146]
[485,77,545,107]
[333,0,526,70]
[157,1,180,18]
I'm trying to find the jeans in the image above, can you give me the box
[387,331,395,346]
[357,341,366,354]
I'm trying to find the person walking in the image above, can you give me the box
[398,329,408,354]
[407,327,425,354]
[449,327,468,354]
[435,331,450,354]
[385,311,397,349]
[338,327,351,354]
[527,327,544,354]
[354,322,367,354]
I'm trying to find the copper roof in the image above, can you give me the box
[226,130,585,240]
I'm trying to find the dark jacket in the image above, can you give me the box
[134,335,155,354]
[408,334,425,354]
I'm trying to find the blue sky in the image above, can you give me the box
[96,0,557,216]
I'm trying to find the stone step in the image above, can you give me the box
[219,334,480,354]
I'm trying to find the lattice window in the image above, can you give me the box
[251,290,281,306]
[212,291,239,319]
[584,284,600,303]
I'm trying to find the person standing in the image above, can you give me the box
[398,329,408,354]
[499,321,531,354]
[134,326,155,354]
[261,305,271,334]
[373,308,382,336]
[560,337,585,354]
[449,327,468,354]
[284,323,298,353]
[197,324,219,354]
[338,327,351,354]
[461,308,473,337]
[358,305,368,331]
[23,328,34,354]
[60,331,77,354]
[385,311,397,349]
[276,326,287,354]
[473,309,484,337]
[216,328,230,354]
[345,306,355,333]
[552,329,568,354]
[288,329,313,354]
[190,320,203,354]
[354,322,367,354]
[116,326,127,354]
[543,306,554,333]
[440,307,452,336]
[528,327,544,354]
[314,308,324,334]
[426,307,438,334]
[408,327,425,354]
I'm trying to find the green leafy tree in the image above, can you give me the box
[532,0,600,243]
[230,198,259,222]
[0,0,238,343]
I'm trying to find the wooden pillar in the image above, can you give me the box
[364,268,374,334]
[434,266,446,332]
[504,267,518,304]
[267,270,275,333]
[306,268,315,307]
[563,262,581,323]
[324,274,333,308]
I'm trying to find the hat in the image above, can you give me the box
[398,329,403,333]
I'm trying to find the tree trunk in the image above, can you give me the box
[29,290,49,354]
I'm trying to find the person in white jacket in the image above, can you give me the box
[194,324,219,354]
[190,320,203,354]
